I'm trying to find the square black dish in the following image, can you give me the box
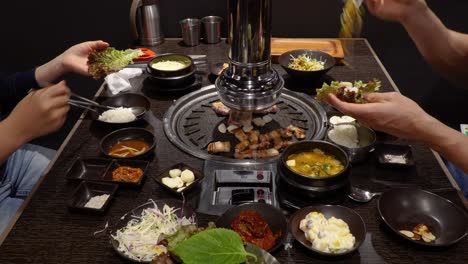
[67,181,118,213]
[376,143,415,168]
[155,163,204,196]
[65,158,111,181]
[104,159,150,187]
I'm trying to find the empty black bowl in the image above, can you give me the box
[100,127,155,159]
[110,199,197,263]
[91,93,151,124]
[378,187,468,247]
[279,49,335,80]
[289,205,366,256]
[147,53,195,78]
[215,203,288,253]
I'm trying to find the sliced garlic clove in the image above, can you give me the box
[227,125,239,133]
[218,123,227,133]
[162,177,179,189]
[243,125,254,133]
[169,169,182,178]
[177,187,186,192]
[399,230,414,238]
[262,115,273,123]
[252,117,266,127]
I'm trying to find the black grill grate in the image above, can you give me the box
[164,85,328,164]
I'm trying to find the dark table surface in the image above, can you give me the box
[0,39,467,264]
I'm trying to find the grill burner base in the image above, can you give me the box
[276,169,350,210]
[197,160,278,216]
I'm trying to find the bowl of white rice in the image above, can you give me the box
[91,93,150,125]
[326,123,376,163]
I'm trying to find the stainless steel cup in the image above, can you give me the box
[180,18,201,46]
[201,16,222,44]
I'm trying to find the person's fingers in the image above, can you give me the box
[326,94,376,116]
[88,40,109,51]
[43,81,71,98]
[364,92,398,103]
[364,0,379,12]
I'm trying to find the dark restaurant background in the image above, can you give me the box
[0,0,467,149]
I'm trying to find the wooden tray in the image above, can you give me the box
[271,38,344,63]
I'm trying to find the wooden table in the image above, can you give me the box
[0,39,466,264]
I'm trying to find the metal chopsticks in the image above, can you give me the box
[68,93,111,112]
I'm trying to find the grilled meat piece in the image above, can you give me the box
[207,141,231,153]
[212,101,231,116]
[287,125,306,139]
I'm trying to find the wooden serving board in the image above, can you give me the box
[271,38,344,64]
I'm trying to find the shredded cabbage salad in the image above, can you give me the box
[112,200,195,262]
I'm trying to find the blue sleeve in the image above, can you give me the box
[0,69,40,112]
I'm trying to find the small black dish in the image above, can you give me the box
[91,93,151,125]
[215,202,288,253]
[65,158,111,181]
[154,163,204,196]
[289,205,366,257]
[67,181,118,213]
[147,53,195,78]
[279,49,335,80]
[100,127,155,159]
[104,159,150,187]
[376,143,414,168]
[110,199,197,263]
[378,187,468,247]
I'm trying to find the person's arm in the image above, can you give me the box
[35,40,109,87]
[326,92,468,173]
[365,0,468,82]
[420,117,468,173]
[0,81,70,164]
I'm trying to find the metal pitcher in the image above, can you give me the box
[130,0,164,46]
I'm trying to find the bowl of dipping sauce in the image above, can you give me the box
[100,128,155,159]
[147,53,195,78]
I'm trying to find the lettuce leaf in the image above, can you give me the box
[172,228,257,264]
[315,79,381,104]
[87,47,143,79]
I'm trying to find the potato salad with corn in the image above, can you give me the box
[299,212,355,253]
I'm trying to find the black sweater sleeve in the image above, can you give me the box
[0,69,39,112]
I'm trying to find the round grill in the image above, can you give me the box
[163,85,328,164]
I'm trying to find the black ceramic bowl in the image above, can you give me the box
[378,187,468,247]
[147,53,195,78]
[279,140,350,186]
[147,69,196,87]
[91,93,151,125]
[215,202,288,253]
[289,205,366,256]
[100,127,155,159]
[279,49,335,80]
[154,163,204,196]
[110,199,197,263]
